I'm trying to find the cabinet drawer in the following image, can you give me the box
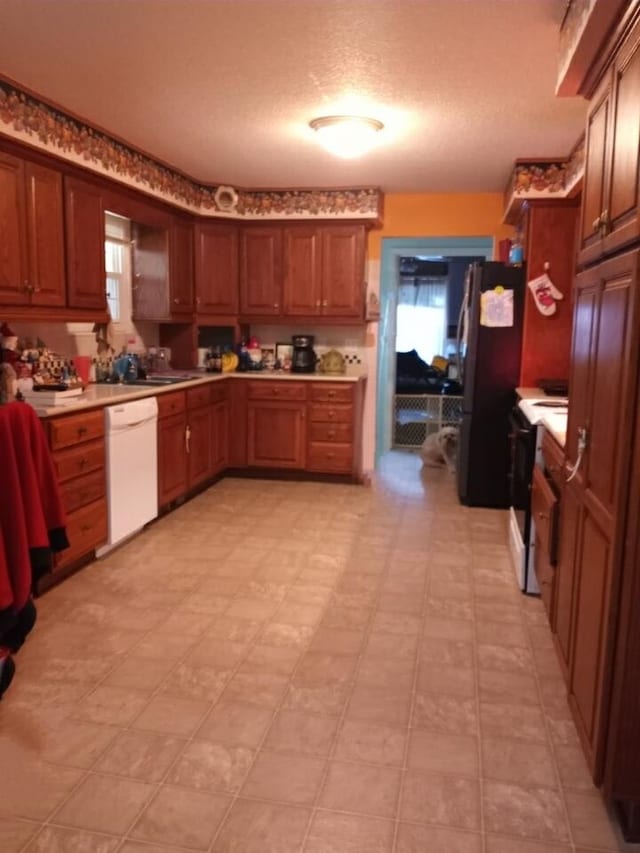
[48,409,104,450]
[310,383,354,403]
[307,442,353,473]
[53,439,105,483]
[308,403,353,424]
[186,384,211,410]
[247,382,307,401]
[60,469,105,514]
[55,498,107,568]
[531,465,559,564]
[309,422,352,443]
[157,390,186,418]
[210,382,229,403]
[542,430,565,491]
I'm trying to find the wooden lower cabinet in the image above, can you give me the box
[41,410,107,585]
[212,399,229,475]
[158,409,188,506]
[247,400,306,469]
[531,465,558,617]
[187,404,212,489]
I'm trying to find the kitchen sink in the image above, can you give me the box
[125,375,201,387]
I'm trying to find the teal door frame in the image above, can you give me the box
[375,236,494,464]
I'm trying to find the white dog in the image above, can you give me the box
[420,426,459,472]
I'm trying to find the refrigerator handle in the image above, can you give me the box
[455,265,472,386]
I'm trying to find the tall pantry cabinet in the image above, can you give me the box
[554,3,640,839]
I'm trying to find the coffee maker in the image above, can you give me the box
[291,335,317,374]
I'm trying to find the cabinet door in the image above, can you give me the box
[240,226,283,315]
[211,399,229,475]
[25,162,66,307]
[65,176,107,310]
[187,405,212,489]
[170,216,194,314]
[0,151,28,305]
[531,465,558,618]
[320,225,365,318]
[132,223,170,320]
[563,250,640,780]
[283,226,322,315]
[603,17,640,257]
[247,401,305,468]
[578,73,612,266]
[195,222,238,314]
[158,412,188,505]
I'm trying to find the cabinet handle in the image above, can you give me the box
[328,410,335,418]
[600,209,609,234]
[592,215,601,232]
[174,298,180,304]
[79,457,88,468]
[77,426,87,437]
[328,391,336,397]
[322,300,328,307]
[196,297,201,305]
[315,300,321,307]
[328,430,336,438]
[273,303,279,309]
[80,523,92,533]
[537,511,547,520]
[185,425,191,453]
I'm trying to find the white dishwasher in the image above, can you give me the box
[96,397,159,556]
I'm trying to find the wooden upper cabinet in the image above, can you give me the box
[64,176,107,310]
[0,152,28,305]
[604,18,640,257]
[320,225,365,318]
[132,223,170,320]
[579,16,640,266]
[0,153,65,307]
[169,216,194,314]
[25,163,66,307]
[283,226,322,315]
[195,222,238,315]
[240,226,283,315]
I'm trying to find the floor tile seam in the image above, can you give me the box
[390,580,427,853]
[296,527,404,853]
[464,555,486,853]
[46,560,296,848]
[199,536,362,852]
[14,821,132,853]
[519,605,578,851]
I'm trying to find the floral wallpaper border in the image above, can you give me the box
[503,133,585,224]
[0,80,382,220]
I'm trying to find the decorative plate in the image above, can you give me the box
[214,185,239,212]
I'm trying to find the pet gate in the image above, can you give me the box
[393,394,463,449]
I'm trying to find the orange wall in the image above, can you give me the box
[368,192,513,259]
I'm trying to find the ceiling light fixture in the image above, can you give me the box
[309,115,384,159]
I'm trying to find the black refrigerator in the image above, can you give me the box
[457,261,525,507]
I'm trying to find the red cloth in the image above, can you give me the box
[0,402,67,612]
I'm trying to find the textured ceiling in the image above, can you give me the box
[0,0,587,192]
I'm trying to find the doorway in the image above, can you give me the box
[375,237,493,463]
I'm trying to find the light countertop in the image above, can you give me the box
[26,370,366,418]
[516,387,568,447]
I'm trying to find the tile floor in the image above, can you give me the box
[0,452,636,852]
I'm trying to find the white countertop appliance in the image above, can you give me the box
[96,397,159,556]
[508,395,568,594]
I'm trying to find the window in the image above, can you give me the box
[104,212,132,326]
[396,277,448,364]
